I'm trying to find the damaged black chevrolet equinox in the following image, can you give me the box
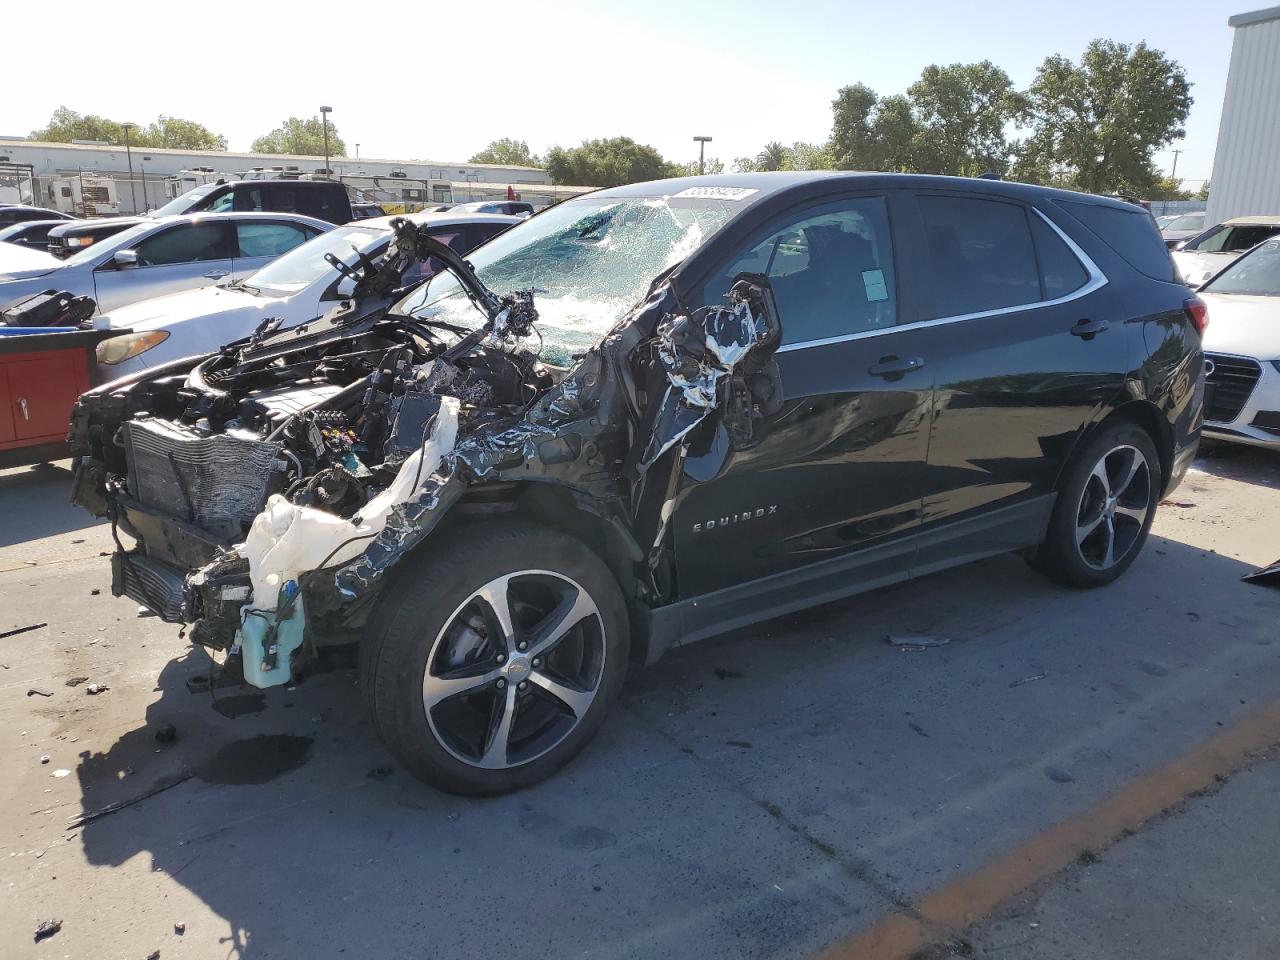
[70,173,1205,794]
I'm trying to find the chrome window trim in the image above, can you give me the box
[776,207,1109,354]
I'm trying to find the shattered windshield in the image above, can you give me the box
[395,196,740,364]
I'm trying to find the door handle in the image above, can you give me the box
[1070,318,1108,340]
[18,397,29,421]
[203,269,230,279]
[868,356,925,379]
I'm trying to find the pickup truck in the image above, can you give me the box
[48,180,357,258]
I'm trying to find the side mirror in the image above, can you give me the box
[112,249,139,269]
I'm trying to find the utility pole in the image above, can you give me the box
[122,122,138,214]
[355,143,360,160]
[694,135,712,176]
[1170,148,1183,182]
[320,106,332,177]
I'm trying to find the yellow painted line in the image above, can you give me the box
[820,702,1280,960]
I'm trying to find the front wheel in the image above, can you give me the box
[1031,422,1161,588]
[361,520,629,795]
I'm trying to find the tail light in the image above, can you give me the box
[1184,296,1208,337]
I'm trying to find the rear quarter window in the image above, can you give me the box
[1055,200,1173,282]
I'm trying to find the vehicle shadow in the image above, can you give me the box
[0,460,103,547]
[1191,443,1280,488]
[70,533,1280,959]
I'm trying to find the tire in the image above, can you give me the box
[1031,422,1161,588]
[360,519,629,795]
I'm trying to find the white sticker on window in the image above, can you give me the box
[671,186,759,201]
[862,268,888,302]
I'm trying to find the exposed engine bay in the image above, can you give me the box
[69,216,782,689]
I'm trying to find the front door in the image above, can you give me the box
[669,192,935,597]
[905,192,1138,529]
[93,221,235,312]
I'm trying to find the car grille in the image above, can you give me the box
[1204,354,1261,424]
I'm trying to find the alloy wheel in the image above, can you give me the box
[422,570,607,770]
[1074,444,1152,571]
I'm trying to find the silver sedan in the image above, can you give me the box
[0,212,331,315]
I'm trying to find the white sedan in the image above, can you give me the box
[1172,215,1280,288]
[97,211,520,375]
[1198,237,1280,448]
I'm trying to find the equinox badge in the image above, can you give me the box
[692,505,777,533]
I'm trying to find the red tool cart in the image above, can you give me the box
[0,327,128,469]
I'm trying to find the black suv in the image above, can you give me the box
[70,173,1204,794]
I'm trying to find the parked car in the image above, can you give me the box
[47,217,147,259]
[0,219,73,252]
[0,212,330,315]
[150,178,356,224]
[1196,237,1280,448]
[1172,215,1280,287]
[0,237,63,278]
[95,212,519,375]
[70,173,1203,794]
[448,200,536,217]
[0,205,76,227]
[47,181,360,260]
[350,202,387,220]
[1159,211,1206,248]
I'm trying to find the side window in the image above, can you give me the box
[1187,225,1229,252]
[270,186,299,214]
[467,223,510,249]
[294,188,338,223]
[919,195,1039,317]
[232,186,266,212]
[236,222,311,258]
[402,230,464,283]
[1030,214,1089,298]
[1226,225,1280,252]
[714,196,896,344]
[131,223,232,266]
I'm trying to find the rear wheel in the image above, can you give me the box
[1032,423,1161,588]
[361,520,629,795]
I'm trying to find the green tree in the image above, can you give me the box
[908,61,1023,176]
[469,138,540,166]
[543,137,671,186]
[829,85,922,171]
[756,141,788,171]
[1197,180,1210,201]
[732,156,759,173]
[1147,174,1192,201]
[778,141,834,171]
[667,157,726,176]
[1019,39,1192,196]
[30,106,227,149]
[251,116,347,157]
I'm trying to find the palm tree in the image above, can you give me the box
[755,142,788,172]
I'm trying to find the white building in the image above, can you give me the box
[1204,6,1280,224]
[0,138,566,214]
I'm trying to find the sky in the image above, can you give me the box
[0,0,1245,187]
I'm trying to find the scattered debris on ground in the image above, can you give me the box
[0,622,47,640]
[713,667,745,680]
[66,772,195,828]
[65,676,89,687]
[888,635,952,649]
[27,687,53,698]
[174,922,185,935]
[367,767,393,780]
[1010,672,1048,688]
[908,721,930,738]
[154,723,178,744]
[33,919,62,942]
[52,769,70,778]
[1160,500,1196,508]
[85,683,109,695]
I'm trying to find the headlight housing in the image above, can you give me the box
[97,330,169,365]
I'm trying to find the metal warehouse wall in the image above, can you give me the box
[1205,7,1280,223]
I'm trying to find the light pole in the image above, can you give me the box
[694,135,712,176]
[355,143,360,160]
[319,106,332,177]
[122,122,138,213]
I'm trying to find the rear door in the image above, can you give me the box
[906,192,1135,539]
[669,191,935,597]
[92,221,235,311]
[231,220,319,278]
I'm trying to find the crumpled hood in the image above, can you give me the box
[1200,293,1280,361]
[1173,250,1235,288]
[102,284,288,334]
